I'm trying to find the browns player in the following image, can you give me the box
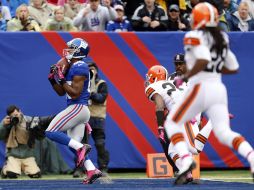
[163,2,254,184]
[171,53,213,154]
[47,38,102,184]
[145,65,210,183]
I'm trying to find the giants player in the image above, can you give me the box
[47,38,102,184]
[145,65,208,183]
[164,2,254,184]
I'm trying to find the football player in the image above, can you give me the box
[145,65,210,183]
[171,53,213,154]
[164,2,254,184]
[47,38,102,184]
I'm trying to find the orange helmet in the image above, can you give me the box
[191,2,219,29]
[146,65,168,85]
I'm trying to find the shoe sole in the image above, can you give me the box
[174,161,196,185]
[86,172,103,184]
[77,144,92,167]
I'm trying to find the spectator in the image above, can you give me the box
[242,0,254,19]
[86,61,110,175]
[0,1,11,21]
[223,0,238,20]
[131,0,168,31]
[227,2,254,31]
[0,105,53,179]
[73,0,117,31]
[7,4,41,31]
[64,0,86,19]
[1,0,28,18]
[44,6,77,31]
[106,4,132,31]
[0,1,9,31]
[28,0,55,29]
[167,4,190,31]
[0,17,7,31]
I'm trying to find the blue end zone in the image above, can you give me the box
[0,179,253,190]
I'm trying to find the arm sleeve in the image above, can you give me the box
[107,7,117,21]
[145,85,156,101]
[193,45,211,61]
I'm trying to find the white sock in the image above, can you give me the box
[200,120,213,139]
[84,159,96,171]
[238,141,253,159]
[175,158,182,169]
[68,139,83,150]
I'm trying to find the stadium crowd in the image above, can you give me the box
[0,0,254,32]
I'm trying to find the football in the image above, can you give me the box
[56,57,70,75]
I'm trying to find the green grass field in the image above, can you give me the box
[15,169,253,183]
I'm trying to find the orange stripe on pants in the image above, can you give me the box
[184,122,195,147]
[173,84,200,123]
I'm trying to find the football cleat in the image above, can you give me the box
[174,155,196,185]
[83,169,103,184]
[184,171,194,184]
[76,144,91,167]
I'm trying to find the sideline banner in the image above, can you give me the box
[0,32,253,169]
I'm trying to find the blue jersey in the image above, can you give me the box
[106,19,132,32]
[65,59,90,106]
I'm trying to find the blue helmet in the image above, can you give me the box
[63,38,90,60]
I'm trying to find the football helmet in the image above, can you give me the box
[63,38,90,60]
[191,2,219,30]
[146,65,168,85]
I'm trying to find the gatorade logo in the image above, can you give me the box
[153,156,168,175]
[147,153,173,178]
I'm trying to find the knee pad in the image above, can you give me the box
[6,171,18,179]
[28,172,41,178]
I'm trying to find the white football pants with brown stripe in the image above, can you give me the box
[164,81,253,160]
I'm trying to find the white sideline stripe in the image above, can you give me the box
[119,177,253,180]
[202,177,252,180]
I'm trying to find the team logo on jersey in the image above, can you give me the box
[91,17,100,27]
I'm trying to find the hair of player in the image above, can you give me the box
[203,26,227,57]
